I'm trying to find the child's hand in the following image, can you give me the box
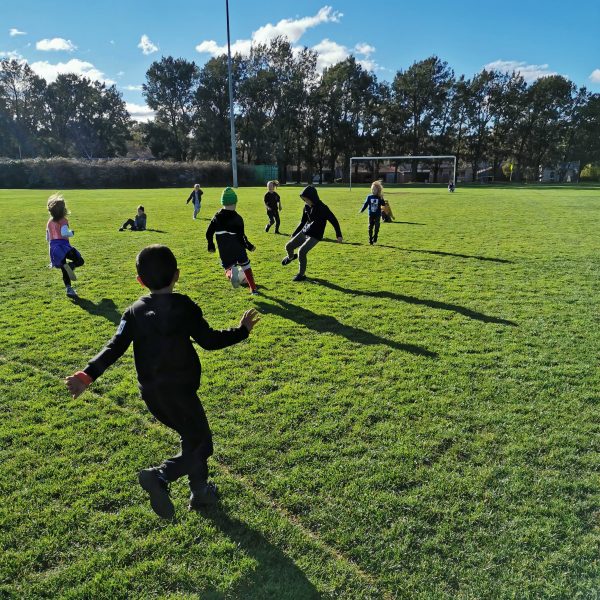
[240,308,260,333]
[65,374,89,399]
[337,237,343,243]
[248,244,256,252]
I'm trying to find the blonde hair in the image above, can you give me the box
[47,193,68,221]
[267,180,279,188]
[371,180,383,196]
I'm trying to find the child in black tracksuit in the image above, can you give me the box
[65,245,260,518]
[281,185,343,281]
[263,180,282,233]
[206,187,258,294]
[360,181,386,244]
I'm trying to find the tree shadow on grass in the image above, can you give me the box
[310,279,517,327]
[73,297,122,326]
[193,506,321,599]
[255,296,437,357]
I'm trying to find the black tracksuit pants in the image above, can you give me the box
[266,209,280,231]
[142,387,213,491]
[369,214,381,243]
[61,248,85,286]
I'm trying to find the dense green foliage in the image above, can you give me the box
[1,185,599,598]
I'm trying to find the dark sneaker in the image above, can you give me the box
[138,468,175,519]
[265,223,271,232]
[274,229,280,234]
[188,482,219,510]
[66,286,78,298]
[292,273,306,282]
[281,254,297,266]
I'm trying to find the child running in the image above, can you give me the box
[281,185,343,282]
[119,205,147,231]
[263,180,282,233]
[186,183,204,219]
[46,193,84,298]
[65,245,260,518]
[206,187,258,295]
[360,181,387,245]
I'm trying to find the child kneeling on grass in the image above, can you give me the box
[46,193,84,299]
[65,244,260,518]
[206,187,259,295]
[282,185,343,281]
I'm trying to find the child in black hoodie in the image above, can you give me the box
[281,185,343,281]
[65,245,260,518]
[206,187,258,294]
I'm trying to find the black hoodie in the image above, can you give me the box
[83,293,248,394]
[292,185,342,241]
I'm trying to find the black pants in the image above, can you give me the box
[369,214,381,243]
[143,388,213,491]
[61,248,85,286]
[121,218,139,231]
[266,209,280,231]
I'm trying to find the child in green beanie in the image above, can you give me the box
[206,187,259,294]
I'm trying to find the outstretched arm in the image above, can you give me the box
[327,209,343,240]
[206,218,217,252]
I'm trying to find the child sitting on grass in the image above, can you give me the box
[119,205,147,231]
[46,193,84,298]
[206,187,259,295]
[65,244,260,518]
[281,185,342,282]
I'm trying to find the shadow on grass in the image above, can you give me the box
[310,279,517,327]
[194,506,320,599]
[384,221,426,225]
[73,297,122,326]
[395,247,513,263]
[256,296,437,357]
[145,228,168,234]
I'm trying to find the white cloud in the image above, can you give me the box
[124,84,142,91]
[312,38,378,72]
[196,5,342,56]
[0,50,24,60]
[30,58,114,84]
[354,43,375,57]
[9,28,26,37]
[117,70,125,77]
[484,59,557,82]
[138,34,158,55]
[126,102,155,122]
[589,69,600,84]
[36,37,77,52]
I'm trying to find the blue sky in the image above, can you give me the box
[2,0,599,120]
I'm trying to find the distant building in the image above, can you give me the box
[539,161,580,183]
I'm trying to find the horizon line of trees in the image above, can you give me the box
[2,39,600,182]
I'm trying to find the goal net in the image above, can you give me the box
[349,155,457,190]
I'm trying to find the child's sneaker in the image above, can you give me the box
[188,482,219,510]
[250,289,259,295]
[63,263,77,281]
[138,468,175,519]
[66,286,78,298]
[292,274,306,282]
[281,254,297,266]
[265,222,271,232]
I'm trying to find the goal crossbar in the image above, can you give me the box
[349,155,457,190]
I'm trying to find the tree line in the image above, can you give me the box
[2,39,600,182]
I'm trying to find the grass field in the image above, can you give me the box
[1,184,599,599]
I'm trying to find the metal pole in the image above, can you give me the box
[349,159,352,191]
[226,0,238,188]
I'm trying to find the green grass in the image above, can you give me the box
[1,185,599,599]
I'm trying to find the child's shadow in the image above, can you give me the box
[145,228,168,234]
[193,506,321,599]
[73,298,121,326]
[256,295,437,357]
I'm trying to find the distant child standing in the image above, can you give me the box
[120,205,147,231]
[263,180,282,233]
[281,185,343,282]
[360,181,387,245]
[46,193,84,298]
[65,244,260,518]
[206,187,259,295]
[186,183,204,219]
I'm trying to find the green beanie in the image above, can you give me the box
[221,187,238,206]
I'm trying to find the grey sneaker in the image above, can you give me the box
[63,263,77,281]
[188,482,219,510]
[138,468,175,519]
[230,266,240,288]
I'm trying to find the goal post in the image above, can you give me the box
[349,155,457,190]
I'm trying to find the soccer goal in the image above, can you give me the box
[349,155,457,190]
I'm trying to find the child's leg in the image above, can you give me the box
[368,215,375,243]
[297,236,319,276]
[285,232,306,258]
[121,218,135,230]
[65,248,84,270]
[193,203,200,219]
[274,210,280,233]
[373,216,381,242]
[240,262,257,292]
[60,265,71,286]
